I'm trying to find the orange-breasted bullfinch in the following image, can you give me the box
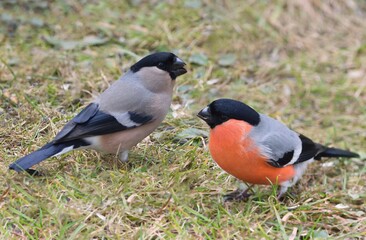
[197,98,360,200]
[10,52,187,174]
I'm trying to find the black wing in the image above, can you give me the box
[268,134,324,168]
[268,134,358,168]
[53,103,99,141]
[297,134,359,161]
[53,103,153,143]
[296,134,325,162]
[268,150,295,168]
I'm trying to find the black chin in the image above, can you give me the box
[197,111,226,129]
[170,67,187,79]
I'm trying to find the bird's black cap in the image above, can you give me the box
[198,98,260,128]
[130,52,187,79]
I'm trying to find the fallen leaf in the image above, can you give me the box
[312,230,329,239]
[207,79,220,85]
[347,192,360,200]
[176,128,208,140]
[82,35,110,46]
[189,53,208,66]
[354,211,365,217]
[218,53,237,67]
[347,69,364,79]
[335,203,349,209]
[185,0,202,9]
[42,35,110,50]
[29,18,44,27]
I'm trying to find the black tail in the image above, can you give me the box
[316,147,360,160]
[9,139,89,172]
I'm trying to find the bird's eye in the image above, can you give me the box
[157,62,164,68]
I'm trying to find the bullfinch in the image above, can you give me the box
[10,52,187,174]
[197,98,360,200]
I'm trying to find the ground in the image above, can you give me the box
[0,0,365,239]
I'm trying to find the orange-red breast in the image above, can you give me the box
[197,99,359,200]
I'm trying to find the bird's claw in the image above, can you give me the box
[25,169,42,176]
[224,189,252,202]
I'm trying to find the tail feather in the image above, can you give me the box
[10,142,75,172]
[316,147,360,160]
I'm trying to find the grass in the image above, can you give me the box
[1,0,365,239]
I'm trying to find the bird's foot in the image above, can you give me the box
[224,188,252,202]
[118,150,129,163]
[276,185,289,201]
[25,169,42,176]
[276,193,285,201]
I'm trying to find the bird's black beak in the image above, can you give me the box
[198,106,218,129]
[170,57,187,79]
[197,106,211,123]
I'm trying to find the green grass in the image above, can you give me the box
[1,0,365,239]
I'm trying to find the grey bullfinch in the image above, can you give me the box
[198,98,360,200]
[10,52,187,174]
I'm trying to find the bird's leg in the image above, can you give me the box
[119,150,129,162]
[224,184,254,202]
[277,185,288,200]
[25,169,42,176]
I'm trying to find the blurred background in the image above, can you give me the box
[1,1,365,133]
[0,0,365,239]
